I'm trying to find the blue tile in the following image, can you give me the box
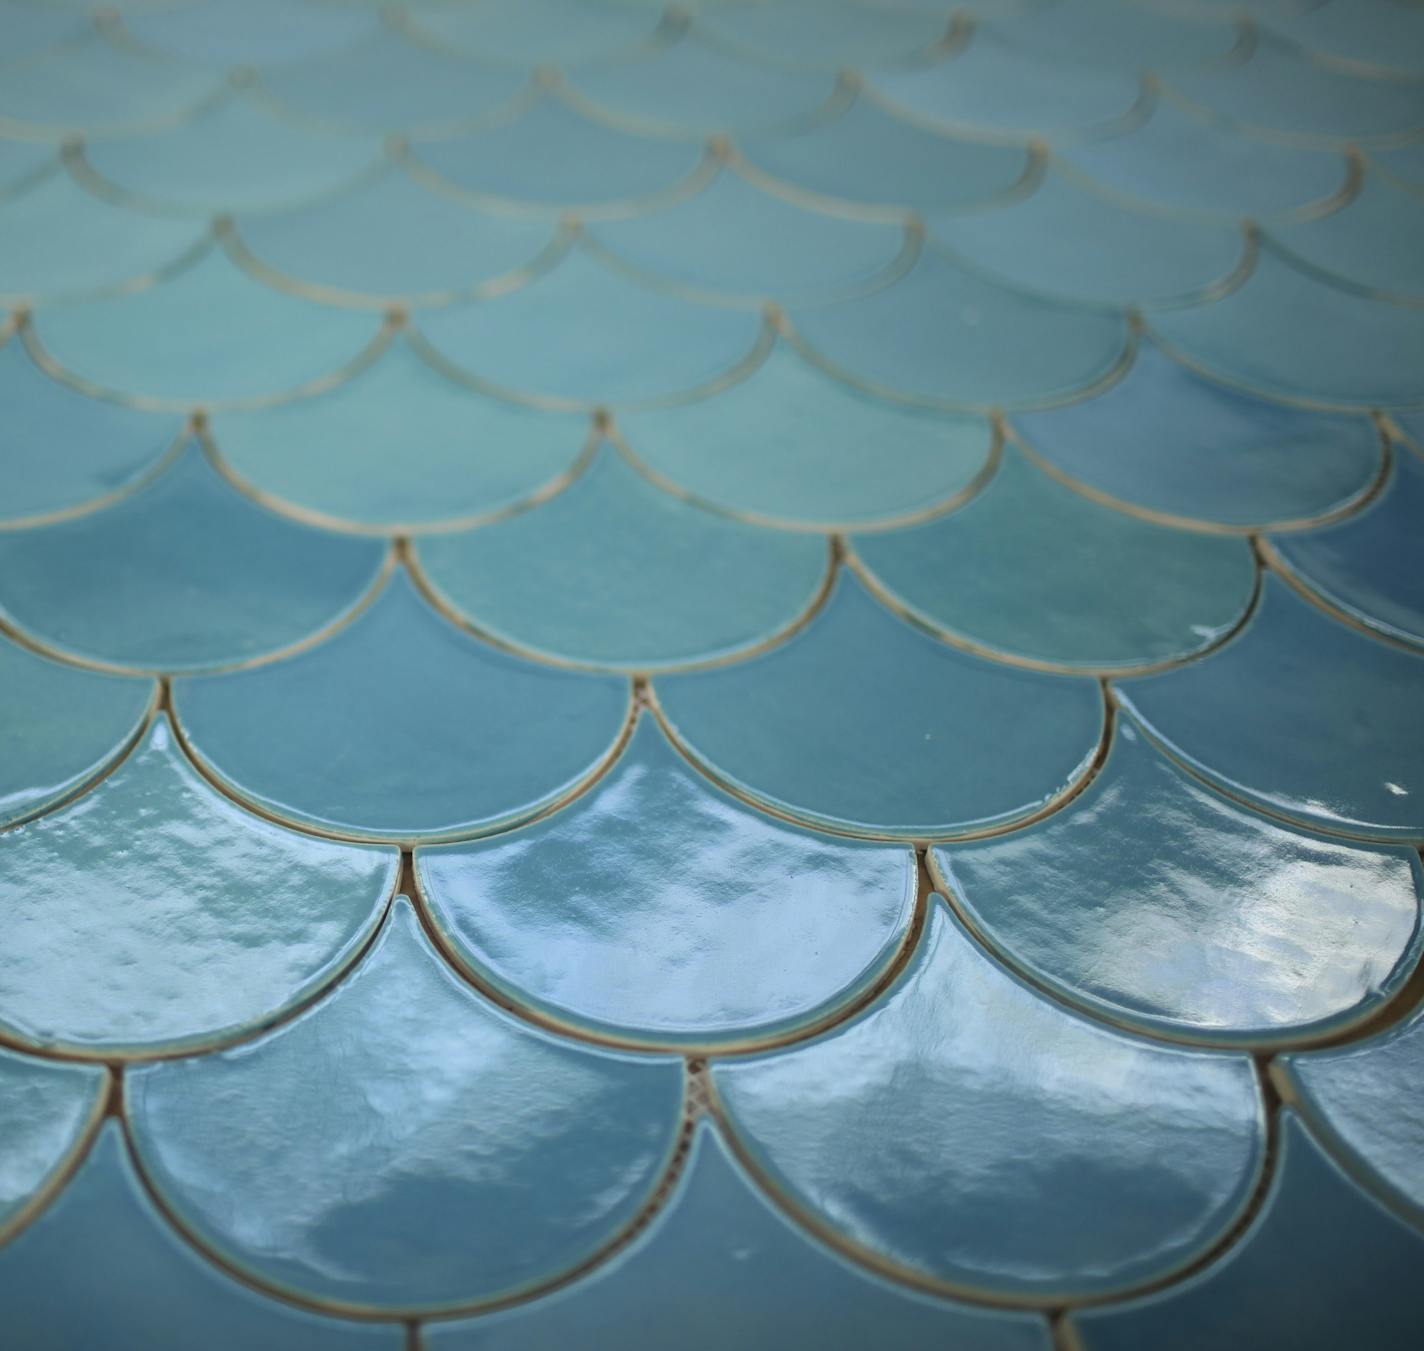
[413,448,828,670]
[1373,137,1424,190]
[128,899,684,1311]
[696,0,952,69]
[0,141,55,197]
[1269,0,1424,78]
[936,717,1423,1042]
[654,570,1103,838]
[0,443,388,672]
[427,1122,1052,1350]
[1071,1113,1424,1351]
[0,1,88,63]
[418,714,915,1044]
[852,445,1257,669]
[404,0,666,67]
[988,0,1244,72]
[122,0,377,66]
[173,570,630,842]
[715,897,1263,1298]
[1117,574,1424,840]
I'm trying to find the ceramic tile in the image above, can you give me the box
[0,1,88,65]
[29,245,385,407]
[1397,407,1424,448]
[211,341,589,532]
[416,251,762,407]
[0,715,397,1054]
[988,0,1243,71]
[1271,442,1424,648]
[1117,574,1424,839]
[936,717,1424,1042]
[0,1047,105,1235]
[426,1121,1052,1350]
[1373,136,1424,189]
[127,899,684,1311]
[0,1123,402,1349]
[654,570,1103,838]
[618,342,994,529]
[1269,0,1424,77]
[715,896,1264,1298]
[1070,1113,1424,1351]
[1011,340,1382,529]
[121,0,378,67]
[0,140,55,197]
[404,0,666,67]
[790,246,1129,410]
[417,714,915,1044]
[413,448,828,670]
[852,446,1256,669]
[0,632,154,828]
[0,443,388,672]
[172,570,630,841]
[1151,244,1424,408]
[695,1,952,69]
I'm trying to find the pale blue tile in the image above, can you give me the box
[697,0,951,69]
[1373,137,1424,190]
[0,141,55,196]
[1271,0,1424,77]
[406,0,665,66]
[123,0,377,66]
[989,0,1242,71]
[0,1,88,63]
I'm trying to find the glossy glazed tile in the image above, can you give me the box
[0,1123,401,1350]
[696,0,952,70]
[790,246,1129,410]
[1270,0,1424,77]
[1071,1113,1424,1351]
[405,0,666,67]
[936,717,1424,1043]
[414,448,827,670]
[211,341,589,532]
[716,896,1264,1299]
[655,570,1103,838]
[418,714,915,1044]
[0,632,153,828]
[427,1121,1051,1350]
[1118,574,1424,839]
[0,443,388,672]
[1011,340,1382,529]
[0,715,397,1054]
[618,342,994,529]
[127,899,684,1312]
[852,446,1256,669]
[122,0,378,67]
[173,570,630,841]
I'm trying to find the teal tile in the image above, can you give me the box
[618,342,994,529]
[0,335,181,526]
[427,1122,1052,1351]
[936,717,1424,1042]
[1151,244,1424,408]
[790,246,1129,410]
[31,246,384,407]
[0,1,88,63]
[931,172,1246,307]
[416,251,762,407]
[1373,137,1424,190]
[1271,0,1424,77]
[654,571,1103,838]
[128,899,684,1312]
[696,0,951,69]
[0,141,55,197]
[993,0,1242,70]
[173,570,630,842]
[742,95,1035,213]
[0,169,206,301]
[1271,442,1424,647]
[414,448,827,670]
[0,443,388,672]
[0,1047,104,1236]
[122,0,377,66]
[212,340,588,532]
[715,897,1263,1298]
[0,1123,400,1350]
[233,168,561,306]
[1117,574,1424,839]
[1397,407,1424,446]
[1071,1113,1424,1351]
[1012,341,1382,529]
[411,96,707,212]
[418,715,915,1044]
[405,0,665,66]
[0,715,396,1055]
[852,446,1256,669]
[587,167,909,304]
[0,632,153,828]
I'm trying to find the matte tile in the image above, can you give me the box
[696,0,951,69]
[173,570,630,842]
[654,570,1103,838]
[0,141,55,197]
[0,443,388,672]
[1071,1113,1424,1351]
[0,1,88,64]
[1117,574,1424,839]
[406,0,665,67]
[0,715,396,1054]
[937,717,1424,1042]
[1012,340,1382,529]
[418,714,915,1044]
[0,1123,401,1350]
[715,897,1263,1298]
[988,0,1243,71]
[122,0,377,66]
[1270,0,1424,77]
[427,1122,1051,1351]
[1374,136,1424,190]
[414,448,827,669]
[127,899,684,1311]
[1397,407,1424,446]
